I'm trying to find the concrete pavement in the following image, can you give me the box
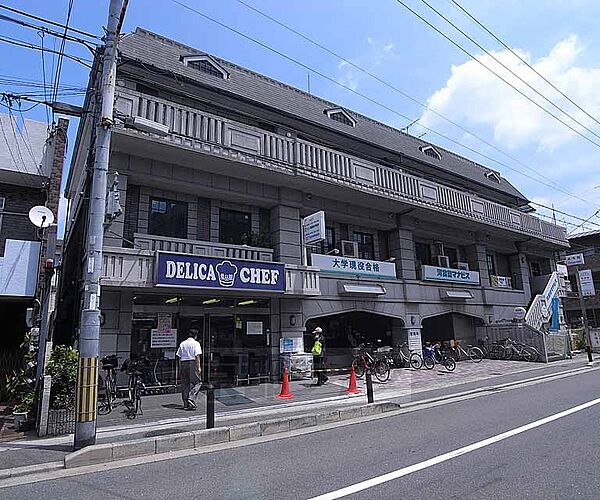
[0,356,592,477]
[3,364,598,498]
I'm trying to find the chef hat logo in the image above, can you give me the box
[216,260,238,287]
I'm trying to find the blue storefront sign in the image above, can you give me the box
[156,252,286,292]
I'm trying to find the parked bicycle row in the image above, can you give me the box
[477,336,542,362]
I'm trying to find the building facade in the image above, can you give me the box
[59,29,569,386]
[0,115,67,365]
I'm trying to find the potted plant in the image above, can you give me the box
[6,370,35,430]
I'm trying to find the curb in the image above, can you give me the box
[0,461,63,481]
[63,401,400,469]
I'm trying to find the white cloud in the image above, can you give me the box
[420,35,600,151]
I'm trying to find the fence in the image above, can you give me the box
[46,407,75,436]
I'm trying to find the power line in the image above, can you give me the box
[567,209,600,235]
[0,35,92,67]
[230,0,597,210]
[51,0,75,122]
[0,4,99,40]
[39,31,51,126]
[394,0,600,150]
[529,201,600,229]
[448,0,600,129]
[414,0,600,144]
[170,0,600,212]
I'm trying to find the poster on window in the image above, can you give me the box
[157,313,172,332]
[246,321,263,335]
[151,328,177,348]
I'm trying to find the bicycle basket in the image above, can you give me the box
[101,355,118,370]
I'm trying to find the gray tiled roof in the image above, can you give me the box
[119,28,528,204]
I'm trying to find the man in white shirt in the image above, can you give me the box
[176,329,203,410]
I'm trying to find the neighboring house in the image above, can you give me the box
[59,28,569,386]
[563,231,600,328]
[0,114,68,374]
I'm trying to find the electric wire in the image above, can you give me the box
[38,31,51,126]
[51,0,75,122]
[0,35,92,67]
[414,0,600,144]
[170,0,600,216]
[448,0,600,129]
[230,0,595,210]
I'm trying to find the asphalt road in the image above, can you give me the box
[3,367,599,499]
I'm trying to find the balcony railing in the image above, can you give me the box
[115,88,568,246]
[101,246,319,295]
[134,233,274,262]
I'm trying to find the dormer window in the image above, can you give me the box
[419,145,442,161]
[324,107,356,127]
[485,170,501,183]
[181,55,229,79]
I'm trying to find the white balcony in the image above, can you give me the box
[114,88,568,247]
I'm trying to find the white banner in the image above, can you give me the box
[565,253,585,266]
[407,329,423,357]
[579,269,596,296]
[422,265,480,285]
[311,253,396,278]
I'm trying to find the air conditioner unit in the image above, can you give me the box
[437,255,450,268]
[457,262,469,271]
[341,240,358,257]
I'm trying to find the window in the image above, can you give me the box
[485,171,501,183]
[486,254,496,276]
[181,55,229,79]
[415,242,431,267]
[530,261,542,277]
[352,232,375,260]
[419,145,442,161]
[324,107,356,127]
[220,209,251,245]
[445,247,458,267]
[319,227,336,254]
[149,198,188,239]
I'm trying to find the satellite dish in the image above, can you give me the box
[28,206,55,228]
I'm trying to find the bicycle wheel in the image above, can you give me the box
[468,347,484,363]
[525,347,540,362]
[97,376,112,415]
[489,345,502,360]
[409,353,423,370]
[373,360,390,383]
[352,358,365,378]
[448,348,460,362]
[443,356,456,372]
[424,356,435,370]
[501,346,513,360]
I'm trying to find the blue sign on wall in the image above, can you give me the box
[156,252,286,292]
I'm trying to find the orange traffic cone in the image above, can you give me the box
[345,365,360,394]
[277,367,294,399]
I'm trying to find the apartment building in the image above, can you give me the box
[59,29,569,386]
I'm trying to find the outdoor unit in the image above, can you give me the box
[437,255,450,268]
[341,240,358,257]
[457,262,469,271]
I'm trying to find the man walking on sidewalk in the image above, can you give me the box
[176,329,202,410]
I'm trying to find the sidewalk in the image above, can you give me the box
[0,356,591,474]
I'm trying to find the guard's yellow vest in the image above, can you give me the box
[312,340,322,356]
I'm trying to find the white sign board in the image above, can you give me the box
[311,253,396,278]
[565,253,585,266]
[157,312,172,331]
[150,328,177,348]
[302,211,325,245]
[579,269,596,296]
[246,321,263,335]
[422,265,480,285]
[556,264,568,277]
[407,329,423,357]
[513,307,527,321]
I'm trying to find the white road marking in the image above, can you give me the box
[309,396,600,500]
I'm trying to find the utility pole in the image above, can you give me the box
[575,265,594,363]
[74,0,127,450]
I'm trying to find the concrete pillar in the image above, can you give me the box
[270,205,301,264]
[270,298,304,379]
[466,243,490,287]
[389,219,416,280]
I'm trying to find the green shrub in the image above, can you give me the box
[47,346,79,409]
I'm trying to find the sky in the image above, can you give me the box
[1,0,600,235]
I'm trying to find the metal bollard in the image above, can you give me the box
[365,370,374,404]
[206,384,215,429]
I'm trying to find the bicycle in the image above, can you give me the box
[478,336,508,360]
[352,344,391,383]
[447,341,484,363]
[389,343,431,370]
[121,357,149,419]
[97,355,119,415]
[502,338,540,362]
[424,343,456,372]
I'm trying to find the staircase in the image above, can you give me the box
[525,272,559,331]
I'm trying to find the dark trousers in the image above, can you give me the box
[314,356,327,385]
[180,360,202,403]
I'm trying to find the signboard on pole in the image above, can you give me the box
[407,328,423,357]
[302,211,325,245]
[579,269,596,296]
[565,253,585,266]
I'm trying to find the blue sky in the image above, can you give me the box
[2,0,600,234]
